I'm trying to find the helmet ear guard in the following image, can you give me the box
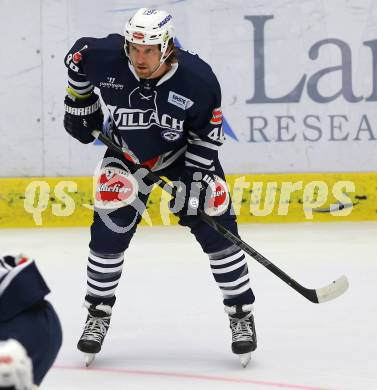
[124,8,176,64]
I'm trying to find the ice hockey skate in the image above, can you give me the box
[225,304,257,368]
[77,303,112,367]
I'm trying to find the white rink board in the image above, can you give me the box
[1,0,377,176]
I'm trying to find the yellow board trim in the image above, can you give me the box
[0,172,376,228]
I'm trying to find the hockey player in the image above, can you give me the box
[64,7,256,367]
[0,254,62,389]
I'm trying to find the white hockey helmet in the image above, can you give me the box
[124,8,175,63]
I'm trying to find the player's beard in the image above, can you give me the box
[132,50,172,79]
[134,61,164,79]
[135,65,158,78]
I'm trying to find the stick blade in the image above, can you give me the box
[315,275,349,303]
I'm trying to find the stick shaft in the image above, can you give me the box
[92,130,346,304]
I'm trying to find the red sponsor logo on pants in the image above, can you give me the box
[95,169,137,207]
[205,176,230,216]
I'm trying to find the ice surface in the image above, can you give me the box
[0,222,376,390]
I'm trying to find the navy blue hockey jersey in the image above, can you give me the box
[0,256,50,321]
[64,34,225,171]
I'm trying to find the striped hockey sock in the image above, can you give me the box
[86,250,124,301]
[208,244,254,305]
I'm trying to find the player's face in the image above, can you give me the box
[128,43,165,78]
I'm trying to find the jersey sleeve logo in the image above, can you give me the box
[72,51,83,64]
[65,44,87,72]
[210,107,223,125]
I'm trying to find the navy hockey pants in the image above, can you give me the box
[88,149,255,306]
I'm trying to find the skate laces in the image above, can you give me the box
[82,315,110,343]
[229,312,254,342]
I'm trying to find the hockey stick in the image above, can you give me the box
[92,130,349,304]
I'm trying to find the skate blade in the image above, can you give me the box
[85,353,96,367]
[239,353,251,368]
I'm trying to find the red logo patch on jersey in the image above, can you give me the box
[132,32,145,40]
[210,107,223,125]
[141,156,159,170]
[123,152,159,170]
[72,51,82,64]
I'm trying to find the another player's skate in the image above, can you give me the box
[225,304,257,368]
[77,303,112,367]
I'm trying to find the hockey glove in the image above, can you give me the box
[64,92,103,144]
[169,169,216,216]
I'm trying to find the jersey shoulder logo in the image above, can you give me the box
[168,91,194,110]
[210,107,222,125]
[65,44,88,73]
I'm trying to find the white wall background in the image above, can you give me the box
[1,0,377,176]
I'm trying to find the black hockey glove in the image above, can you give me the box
[64,92,103,144]
[169,169,216,216]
